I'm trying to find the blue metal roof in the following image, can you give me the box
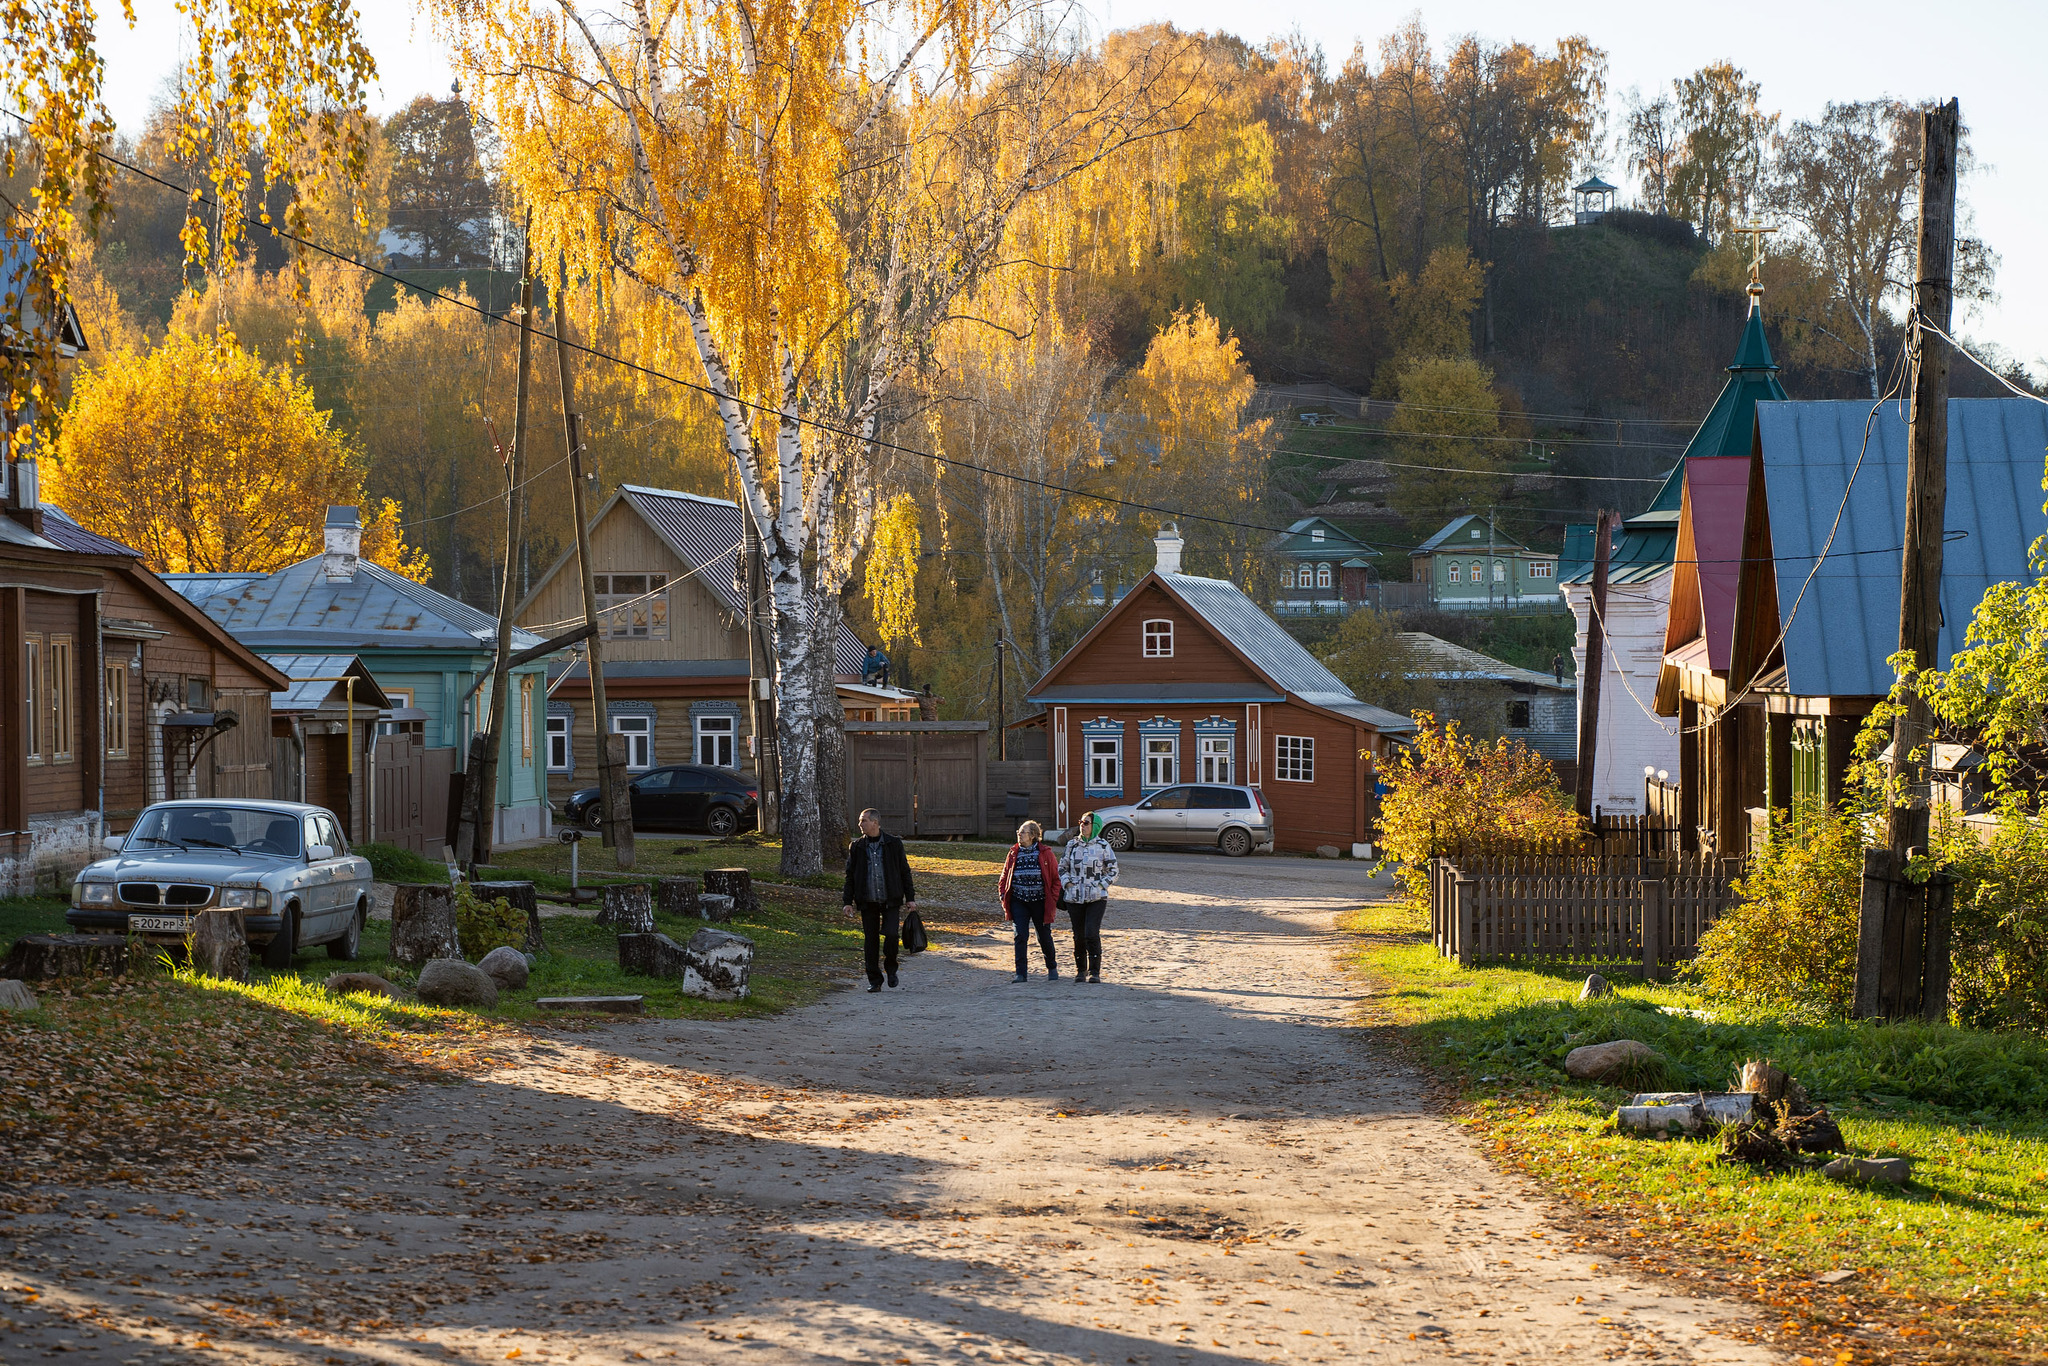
[262,654,393,711]
[1416,513,1532,556]
[179,556,542,654]
[1757,397,2048,698]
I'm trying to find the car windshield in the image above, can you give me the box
[127,806,304,857]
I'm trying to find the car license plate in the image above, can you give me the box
[129,914,193,934]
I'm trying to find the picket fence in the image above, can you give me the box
[1428,853,1740,978]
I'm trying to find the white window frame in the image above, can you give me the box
[594,572,671,640]
[696,714,736,768]
[1142,619,1174,658]
[545,715,571,772]
[1143,735,1178,789]
[1528,561,1554,579]
[1493,560,1507,583]
[1311,527,1325,543]
[1316,562,1332,589]
[611,714,653,771]
[1274,735,1315,783]
[1198,734,1233,783]
[1446,563,1460,583]
[1085,736,1122,793]
[1469,562,1484,583]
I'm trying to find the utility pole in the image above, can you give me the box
[743,512,781,835]
[554,255,633,868]
[462,212,536,874]
[1886,98,1959,864]
[1573,509,1614,819]
[1486,508,1496,611]
[994,630,1007,761]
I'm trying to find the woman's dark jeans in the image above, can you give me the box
[1010,897,1056,976]
[1066,898,1107,976]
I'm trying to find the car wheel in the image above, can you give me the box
[1219,827,1253,858]
[705,805,739,838]
[327,903,365,960]
[262,904,299,971]
[583,804,605,833]
[1103,823,1134,852]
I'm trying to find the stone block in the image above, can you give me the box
[536,995,642,1014]
[1822,1156,1910,1185]
[325,972,400,999]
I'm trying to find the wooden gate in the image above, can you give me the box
[844,722,988,838]
[373,732,456,855]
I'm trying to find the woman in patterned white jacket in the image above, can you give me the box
[1056,812,1121,983]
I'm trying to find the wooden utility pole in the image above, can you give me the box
[743,512,780,835]
[463,215,537,873]
[553,255,633,868]
[1573,509,1614,818]
[1886,98,1960,863]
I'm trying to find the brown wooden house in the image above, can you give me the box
[2,480,290,895]
[1024,526,1414,854]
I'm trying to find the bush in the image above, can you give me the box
[356,842,448,884]
[454,885,527,960]
[1935,811,2048,1033]
[1687,806,1862,1020]
[1599,209,1701,252]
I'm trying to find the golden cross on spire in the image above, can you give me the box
[1734,223,1777,288]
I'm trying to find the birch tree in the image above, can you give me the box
[440,0,1195,873]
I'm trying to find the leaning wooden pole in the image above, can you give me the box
[1573,509,1614,819]
[468,214,537,874]
[553,255,633,868]
[1886,98,1959,864]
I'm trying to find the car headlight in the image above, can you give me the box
[218,887,271,910]
[75,881,116,906]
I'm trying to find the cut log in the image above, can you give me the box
[617,931,690,978]
[1616,1100,1705,1137]
[389,884,461,967]
[1,933,129,981]
[1630,1092,1768,1127]
[703,867,757,916]
[697,893,734,923]
[189,910,249,982]
[596,883,655,934]
[536,995,643,1014]
[474,880,543,952]
[655,876,701,920]
[682,928,754,1001]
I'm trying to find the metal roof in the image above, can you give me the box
[1272,516,1377,559]
[1397,632,1572,692]
[164,572,269,603]
[1295,692,1419,733]
[1757,397,2048,698]
[181,556,541,654]
[37,504,139,556]
[1162,572,1362,698]
[1685,456,1751,672]
[1414,513,1535,556]
[262,654,393,712]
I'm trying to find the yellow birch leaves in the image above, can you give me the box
[864,494,923,651]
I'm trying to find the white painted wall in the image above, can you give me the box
[1562,574,1679,817]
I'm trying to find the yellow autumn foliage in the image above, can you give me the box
[47,334,424,578]
[864,495,923,651]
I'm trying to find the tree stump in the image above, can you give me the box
[389,884,461,967]
[617,931,690,978]
[596,883,655,935]
[475,880,544,953]
[655,876,701,921]
[703,867,757,917]
[697,893,734,923]
[682,928,754,1000]
[189,910,249,982]
[1,933,129,981]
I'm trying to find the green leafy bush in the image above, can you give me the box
[355,842,448,884]
[454,885,527,961]
[1686,807,1862,1020]
[1934,811,2048,1033]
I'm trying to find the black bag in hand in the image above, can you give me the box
[900,908,929,954]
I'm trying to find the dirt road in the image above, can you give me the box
[6,852,1780,1364]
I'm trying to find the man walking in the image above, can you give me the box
[842,808,917,992]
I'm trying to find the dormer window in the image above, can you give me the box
[1143,619,1173,657]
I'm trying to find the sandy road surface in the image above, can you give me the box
[4,853,1780,1365]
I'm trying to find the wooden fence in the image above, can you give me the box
[1429,852,1739,978]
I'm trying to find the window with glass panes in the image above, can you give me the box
[1274,735,1314,782]
[595,573,670,639]
[696,714,736,767]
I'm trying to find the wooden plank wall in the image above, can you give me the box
[1429,853,1738,974]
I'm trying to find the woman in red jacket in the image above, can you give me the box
[997,820,1063,983]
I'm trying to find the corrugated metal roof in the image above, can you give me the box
[1757,397,2048,698]
[1296,692,1419,734]
[1687,457,1751,671]
[1162,572,1359,698]
[262,653,393,711]
[1397,632,1572,692]
[37,504,139,557]
[187,556,540,653]
[617,484,872,676]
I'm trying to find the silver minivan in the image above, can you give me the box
[1089,784,1275,857]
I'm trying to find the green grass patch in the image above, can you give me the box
[355,841,450,884]
[0,894,70,946]
[482,835,1006,905]
[1345,897,2048,1351]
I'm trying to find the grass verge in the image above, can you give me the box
[1343,896,2048,1365]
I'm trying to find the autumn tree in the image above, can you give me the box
[1622,87,1679,216]
[443,0,1196,875]
[48,334,422,576]
[384,91,497,267]
[1387,355,1504,529]
[1669,61,1775,239]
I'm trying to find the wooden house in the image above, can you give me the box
[1656,396,2048,853]
[1397,632,1576,764]
[1410,514,1560,611]
[514,484,907,806]
[2,484,290,895]
[1270,516,1379,615]
[1025,525,1414,854]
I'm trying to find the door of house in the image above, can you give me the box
[374,731,430,854]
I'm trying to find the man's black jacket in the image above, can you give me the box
[843,831,916,907]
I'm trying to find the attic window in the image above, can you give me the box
[1143,619,1173,658]
[1311,528,1325,543]
[1469,528,1483,539]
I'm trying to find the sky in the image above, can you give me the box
[93,0,2047,382]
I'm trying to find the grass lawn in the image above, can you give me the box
[1344,896,2048,1364]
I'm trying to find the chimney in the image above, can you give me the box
[323,505,362,582]
[1153,522,1184,576]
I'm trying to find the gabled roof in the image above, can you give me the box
[263,654,394,712]
[1754,397,2048,698]
[0,501,141,555]
[1665,456,1750,671]
[174,557,541,654]
[1029,568,1415,734]
[1398,633,1571,692]
[0,238,91,357]
[1414,513,1537,557]
[1272,516,1377,559]
[517,482,872,677]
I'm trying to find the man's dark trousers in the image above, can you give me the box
[859,901,900,986]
